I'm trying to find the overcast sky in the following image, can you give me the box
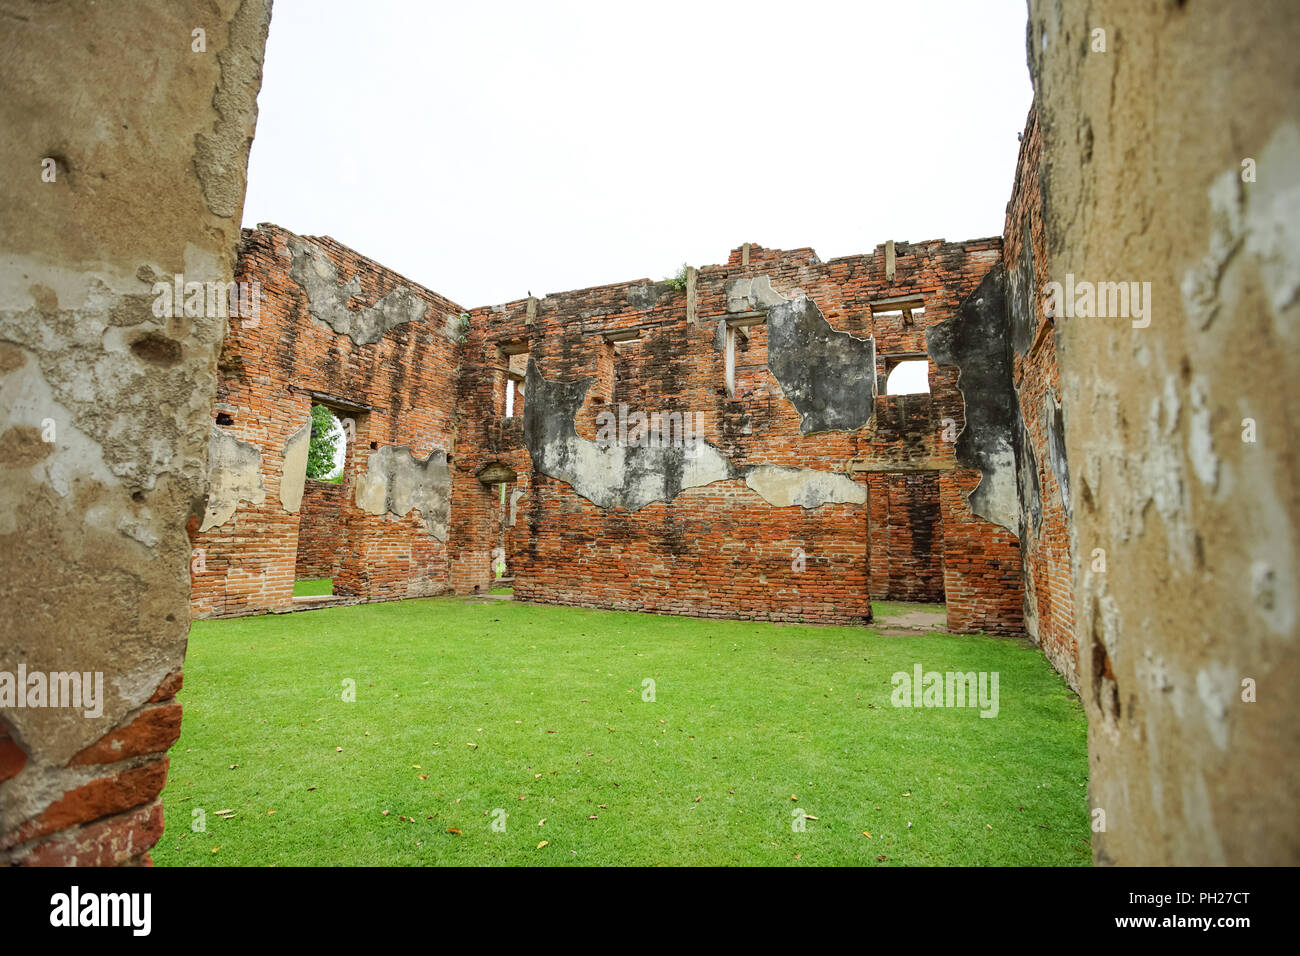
[242,0,1033,308]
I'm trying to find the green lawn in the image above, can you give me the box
[293,578,333,597]
[155,597,1089,866]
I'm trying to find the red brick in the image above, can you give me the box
[68,703,183,766]
[13,799,164,867]
[1,759,169,850]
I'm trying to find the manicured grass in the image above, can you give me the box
[293,578,333,597]
[155,596,1089,866]
[490,587,514,596]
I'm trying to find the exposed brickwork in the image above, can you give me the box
[190,224,467,618]
[294,479,347,579]
[868,471,946,603]
[456,239,1022,628]
[13,800,164,868]
[1,760,169,852]
[68,704,183,766]
[1003,105,1078,684]
[939,469,1024,634]
[192,228,1030,633]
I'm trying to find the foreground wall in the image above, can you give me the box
[0,1,271,864]
[1029,0,1300,864]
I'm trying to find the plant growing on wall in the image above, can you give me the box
[307,404,341,480]
[664,263,689,290]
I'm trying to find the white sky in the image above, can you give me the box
[243,0,1033,309]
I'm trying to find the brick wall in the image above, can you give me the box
[190,224,466,618]
[455,239,1024,630]
[939,469,1025,634]
[1004,105,1078,684]
[192,228,1030,637]
[868,471,946,603]
[294,479,346,579]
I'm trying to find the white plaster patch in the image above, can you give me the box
[354,445,450,539]
[200,424,266,531]
[744,464,867,509]
[967,435,1020,532]
[279,422,310,512]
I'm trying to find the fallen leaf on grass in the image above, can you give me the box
[211,847,220,853]
[266,809,275,815]
[445,828,461,835]
[536,841,548,849]
[862,831,872,838]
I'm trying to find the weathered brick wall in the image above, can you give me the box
[868,471,946,603]
[190,227,1028,634]
[294,479,346,579]
[1004,105,1078,686]
[939,469,1025,633]
[190,224,467,618]
[454,239,1023,629]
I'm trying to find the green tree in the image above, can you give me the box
[307,404,341,479]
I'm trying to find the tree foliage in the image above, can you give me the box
[307,404,341,480]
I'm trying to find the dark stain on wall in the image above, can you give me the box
[766,296,877,435]
[926,266,1022,532]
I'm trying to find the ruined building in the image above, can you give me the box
[192,225,1036,640]
[2,0,1297,867]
